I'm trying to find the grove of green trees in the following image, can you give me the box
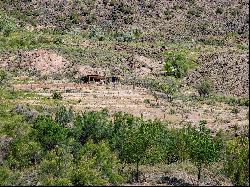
[0,106,249,186]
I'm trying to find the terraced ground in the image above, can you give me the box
[11,81,248,135]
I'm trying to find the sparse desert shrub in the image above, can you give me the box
[164,9,174,20]
[187,8,202,18]
[124,16,133,24]
[231,108,240,114]
[216,7,223,14]
[196,80,212,97]
[85,14,97,24]
[11,104,38,123]
[52,92,62,100]
[169,108,176,114]
[115,31,135,42]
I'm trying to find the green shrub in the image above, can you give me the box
[164,51,196,78]
[38,147,74,185]
[55,106,74,127]
[0,166,19,186]
[231,108,240,114]
[224,135,249,186]
[7,139,42,169]
[70,11,81,24]
[143,99,150,104]
[187,8,202,18]
[0,69,8,85]
[89,27,105,41]
[0,11,17,37]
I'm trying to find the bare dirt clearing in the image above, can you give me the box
[13,82,248,133]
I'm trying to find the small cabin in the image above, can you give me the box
[80,75,105,83]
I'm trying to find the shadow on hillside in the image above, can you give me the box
[160,176,193,186]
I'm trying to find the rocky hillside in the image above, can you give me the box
[1,0,249,44]
[184,51,249,97]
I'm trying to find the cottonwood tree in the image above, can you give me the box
[185,120,223,182]
[111,112,167,182]
[33,115,69,150]
[72,140,124,186]
[73,109,112,144]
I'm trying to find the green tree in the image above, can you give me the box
[111,112,168,182]
[38,146,74,186]
[73,109,112,144]
[72,140,123,185]
[224,135,249,186]
[161,127,189,164]
[185,121,223,182]
[110,112,145,182]
[32,115,69,150]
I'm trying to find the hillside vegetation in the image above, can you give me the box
[0,0,249,186]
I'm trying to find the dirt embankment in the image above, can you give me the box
[0,49,74,79]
